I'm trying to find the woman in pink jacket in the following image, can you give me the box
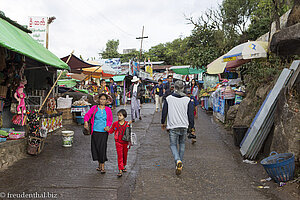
[84,93,113,173]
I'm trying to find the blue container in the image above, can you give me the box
[0,137,7,142]
[260,151,295,183]
[75,116,84,125]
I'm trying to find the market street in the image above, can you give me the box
[0,103,298,200]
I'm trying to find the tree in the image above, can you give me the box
[246,0,293,40]
[221,0,258,35]
[99,39,120,59]
[120,50,140,63]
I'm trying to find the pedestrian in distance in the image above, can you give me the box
[163,82,175,102]
[161,80,194,175]
[108,109,132,177]
[98,79,110,95]
[129,76,143,122]
[109,78,118,109]
[98,79,113,105]
[163,74,173,94]
[84,93,113,174]
[154,79,164,112]
[185,87,199,144]
[190,79,199,100]
[138,79,145,118]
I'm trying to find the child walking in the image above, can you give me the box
[108,109,131,177]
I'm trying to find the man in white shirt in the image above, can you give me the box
[161,80,194,175]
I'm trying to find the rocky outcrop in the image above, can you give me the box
[271,85,300,162]
[233,84,273,127]
[270,23,300,56]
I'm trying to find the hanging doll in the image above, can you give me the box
[13,79,27,125]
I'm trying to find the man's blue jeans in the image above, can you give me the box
[169,128,187,165]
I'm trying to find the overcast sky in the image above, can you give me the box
[1,0,222,60]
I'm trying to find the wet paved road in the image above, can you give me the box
[0,103,297,199]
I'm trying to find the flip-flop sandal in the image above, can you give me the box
[122,168,127,172]
[117,172,122,177]
[100,169,106,174]
[96,167,101,171]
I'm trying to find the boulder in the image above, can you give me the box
[227,104,240,120]
[270,23,300,56]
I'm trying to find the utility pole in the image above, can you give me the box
[136,26,148,69]
[46,16,56,49]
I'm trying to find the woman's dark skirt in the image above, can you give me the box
[91,131,108,163]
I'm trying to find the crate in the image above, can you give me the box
[57,108,73,120]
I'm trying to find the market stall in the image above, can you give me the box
[0,13,69,158]
[211,79,246,123]
[71,97,91,124]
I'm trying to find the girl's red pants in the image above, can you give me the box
[115,141,129,170]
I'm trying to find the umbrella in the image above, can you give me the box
[170,65,204,75]
[207,56,251,74]
[223,41,268,62]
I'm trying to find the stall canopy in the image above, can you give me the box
[207,56,251,74]
[60,54,98,73]
[113,75,126,82]
[223,41,268,62]
[170,65,205,75]
[57,79,79,87]
[0,17,69,70]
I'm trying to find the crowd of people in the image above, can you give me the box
[83,75,201,177]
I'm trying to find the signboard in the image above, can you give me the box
[28,16,47,47]
[100,58,122,75]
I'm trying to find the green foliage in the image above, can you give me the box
[246,0,293,40]
[120,50,140,63]
[99,39,120,59]
[242,57,288,91]
[221,0,258,34]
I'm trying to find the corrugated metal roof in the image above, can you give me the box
[240,68,292,159]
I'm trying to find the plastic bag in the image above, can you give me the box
[130,132,137,146]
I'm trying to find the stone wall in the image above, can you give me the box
[0,139,27,170]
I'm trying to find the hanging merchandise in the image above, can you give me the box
[0,47,6,71]
[0,114,2,128]
[13,78,27,125]
[12,114,23,126]
[185,75,190,82]
[0,100,4,112]
[27,110,40,137]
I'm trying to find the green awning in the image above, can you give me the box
[170,65,204,75]
[113,75,126,82]
[104,75,126,82]
[0,18,69,70]
[58,79,77,87]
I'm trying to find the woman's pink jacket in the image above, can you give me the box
[84,105,113,135]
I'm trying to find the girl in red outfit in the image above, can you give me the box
[108,109,132,177]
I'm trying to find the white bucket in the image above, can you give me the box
[62,131,74,147]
